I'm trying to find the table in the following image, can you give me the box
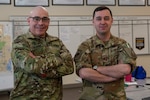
[125,78,150,100]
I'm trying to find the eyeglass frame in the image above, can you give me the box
[29,16,50,23]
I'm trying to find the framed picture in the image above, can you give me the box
[118,0,146,6]
[148,0,150,5]
[0,0,11,4]
[14,0,49,7]
[86,0,116,6]
[52,0,84,5]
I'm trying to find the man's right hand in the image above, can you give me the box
[29,52,36,58]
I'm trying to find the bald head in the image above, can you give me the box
[29,6,49,17]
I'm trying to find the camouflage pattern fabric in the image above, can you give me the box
[74,35,137,100]
[10,31,74,100]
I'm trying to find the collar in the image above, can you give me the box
[93,34,118,48]
[26,30,48,40]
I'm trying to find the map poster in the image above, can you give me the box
[0,22,14,91]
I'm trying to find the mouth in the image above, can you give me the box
[100,24,107,29]
[100,27,106,30]
[35,27,45,31]
[36,26,44,29]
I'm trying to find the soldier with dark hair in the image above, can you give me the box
[10,6,74,100]
[74,6,137,100]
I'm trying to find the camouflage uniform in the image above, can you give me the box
[74,35,137,100]
[10,31,74,100]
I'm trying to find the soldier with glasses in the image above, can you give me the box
[10,6,74,100]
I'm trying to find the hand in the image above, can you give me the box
[29,52,36,58]
[47,54,62,67]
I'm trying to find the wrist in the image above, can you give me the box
[93,65,98,70]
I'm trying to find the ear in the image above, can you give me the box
[27,17,30,24]
[92,19,94,24]
[111,17,113,23]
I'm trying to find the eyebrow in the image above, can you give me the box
[96,16,110,18]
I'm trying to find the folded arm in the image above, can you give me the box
[96,64,131,79]
[79,68,117,83]
[11,36,74,78]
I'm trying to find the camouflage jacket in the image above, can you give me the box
[10,31,74,100]
[74,35,137,100]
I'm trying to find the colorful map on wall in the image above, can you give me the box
[0,22,14,91]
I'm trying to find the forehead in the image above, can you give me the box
[94,9,111,18]
[30,8,49,17]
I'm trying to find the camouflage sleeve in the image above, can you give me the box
[45,41,74,77]
[118,42,137,72]
[11,36,74,78]
[74,42,92,76]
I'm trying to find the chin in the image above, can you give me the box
[99,32,106,36]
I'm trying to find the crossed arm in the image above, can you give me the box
[11,36,74,78]
[78,63,131,83]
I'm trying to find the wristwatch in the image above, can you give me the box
[93,65,98,70]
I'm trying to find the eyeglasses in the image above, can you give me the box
[29,16,50,23]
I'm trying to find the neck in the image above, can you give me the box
[97,33,111,41]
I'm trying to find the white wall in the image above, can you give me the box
[1,0,150,84]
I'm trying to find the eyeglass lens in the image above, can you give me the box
[30,16,50,22]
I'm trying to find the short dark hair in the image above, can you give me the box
[92,6,113,19]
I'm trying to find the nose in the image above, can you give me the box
[38,19,44,24]
[100,19,105,24]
